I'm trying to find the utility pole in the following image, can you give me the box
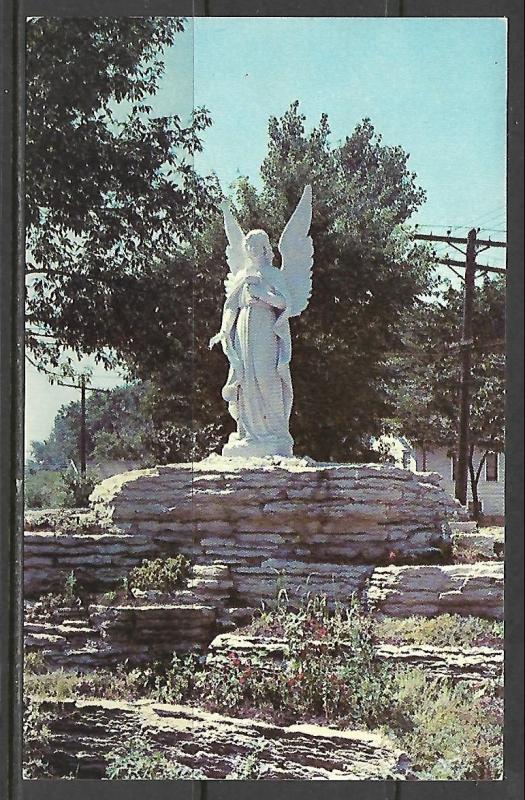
[413,228,506,509]
[79,374,87,478]
[50,374,109,477]
[455,229,477,506]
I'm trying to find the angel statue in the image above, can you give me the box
[209,185,313,458]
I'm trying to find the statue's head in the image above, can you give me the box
[244,229,274,269]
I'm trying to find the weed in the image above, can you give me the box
[106,738,205,780]
[384,668,503,780]
[24,651,47,675]
[24,668,79,701]
[63,570,78,603]
[226,741,267,780]
[128,556,191,594]
[22,698,53,778]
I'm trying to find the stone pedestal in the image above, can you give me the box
[90,456,464,607]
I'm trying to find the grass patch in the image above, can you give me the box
[385,669,503,780]
[373,614,504,649]
[24,668,79,701]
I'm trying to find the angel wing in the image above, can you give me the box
[220,201,246,296]
[278,185,313,317]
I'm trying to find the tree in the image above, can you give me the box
[191,103,432,460]
[29,382,224,469]
[25,17,218,375]
[393,276,505,511]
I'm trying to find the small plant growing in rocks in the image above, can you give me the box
[196,592,395,727]
[26,571,82,624]
[63,570,78,603]
[226,741,267,780]
[128,556,191,595]
[60,470,99,508]
[24,652,47,675]
[23,698,53,778]
[106,738,205,780]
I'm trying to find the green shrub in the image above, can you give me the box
[373,614,504,649]
[25,470,67,509]
[128,556,191,594]
[198,593,394,726]
[385,668,503,780]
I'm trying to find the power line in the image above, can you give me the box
[473,204,506,225]
[415,222,507,236]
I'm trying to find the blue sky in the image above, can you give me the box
[26,16,507,453]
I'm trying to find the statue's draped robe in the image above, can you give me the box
[219,267,294,453]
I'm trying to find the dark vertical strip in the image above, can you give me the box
[0,1,15,796]
[0,0,24,798]
[505,3,525,794]
[13,3,25,798]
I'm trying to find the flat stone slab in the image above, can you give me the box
[207,632,503,684]
[366,563,504,620]
[374,642,503,683]
[23,530,164,597]
[35,697,409,780]
[25,599,219,668]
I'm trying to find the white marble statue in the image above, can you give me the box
[209,185,313,458]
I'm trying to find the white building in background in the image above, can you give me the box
[413,445,504,519]
[373,436,504,520]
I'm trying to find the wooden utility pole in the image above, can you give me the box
[413,228,506,508]
[455,229,477,506]
[54,375,109,477]
[79,374,87,478]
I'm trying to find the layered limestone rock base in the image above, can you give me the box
[451,523,505,561]
[89,456,463,606]
[24,564,235,669]
[207,632,503,685]
[37,697,408,780]
[25,602,218,669]
[24,529,162,597]
[366,563,504,620]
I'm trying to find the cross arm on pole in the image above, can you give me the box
[413,233,507,249]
